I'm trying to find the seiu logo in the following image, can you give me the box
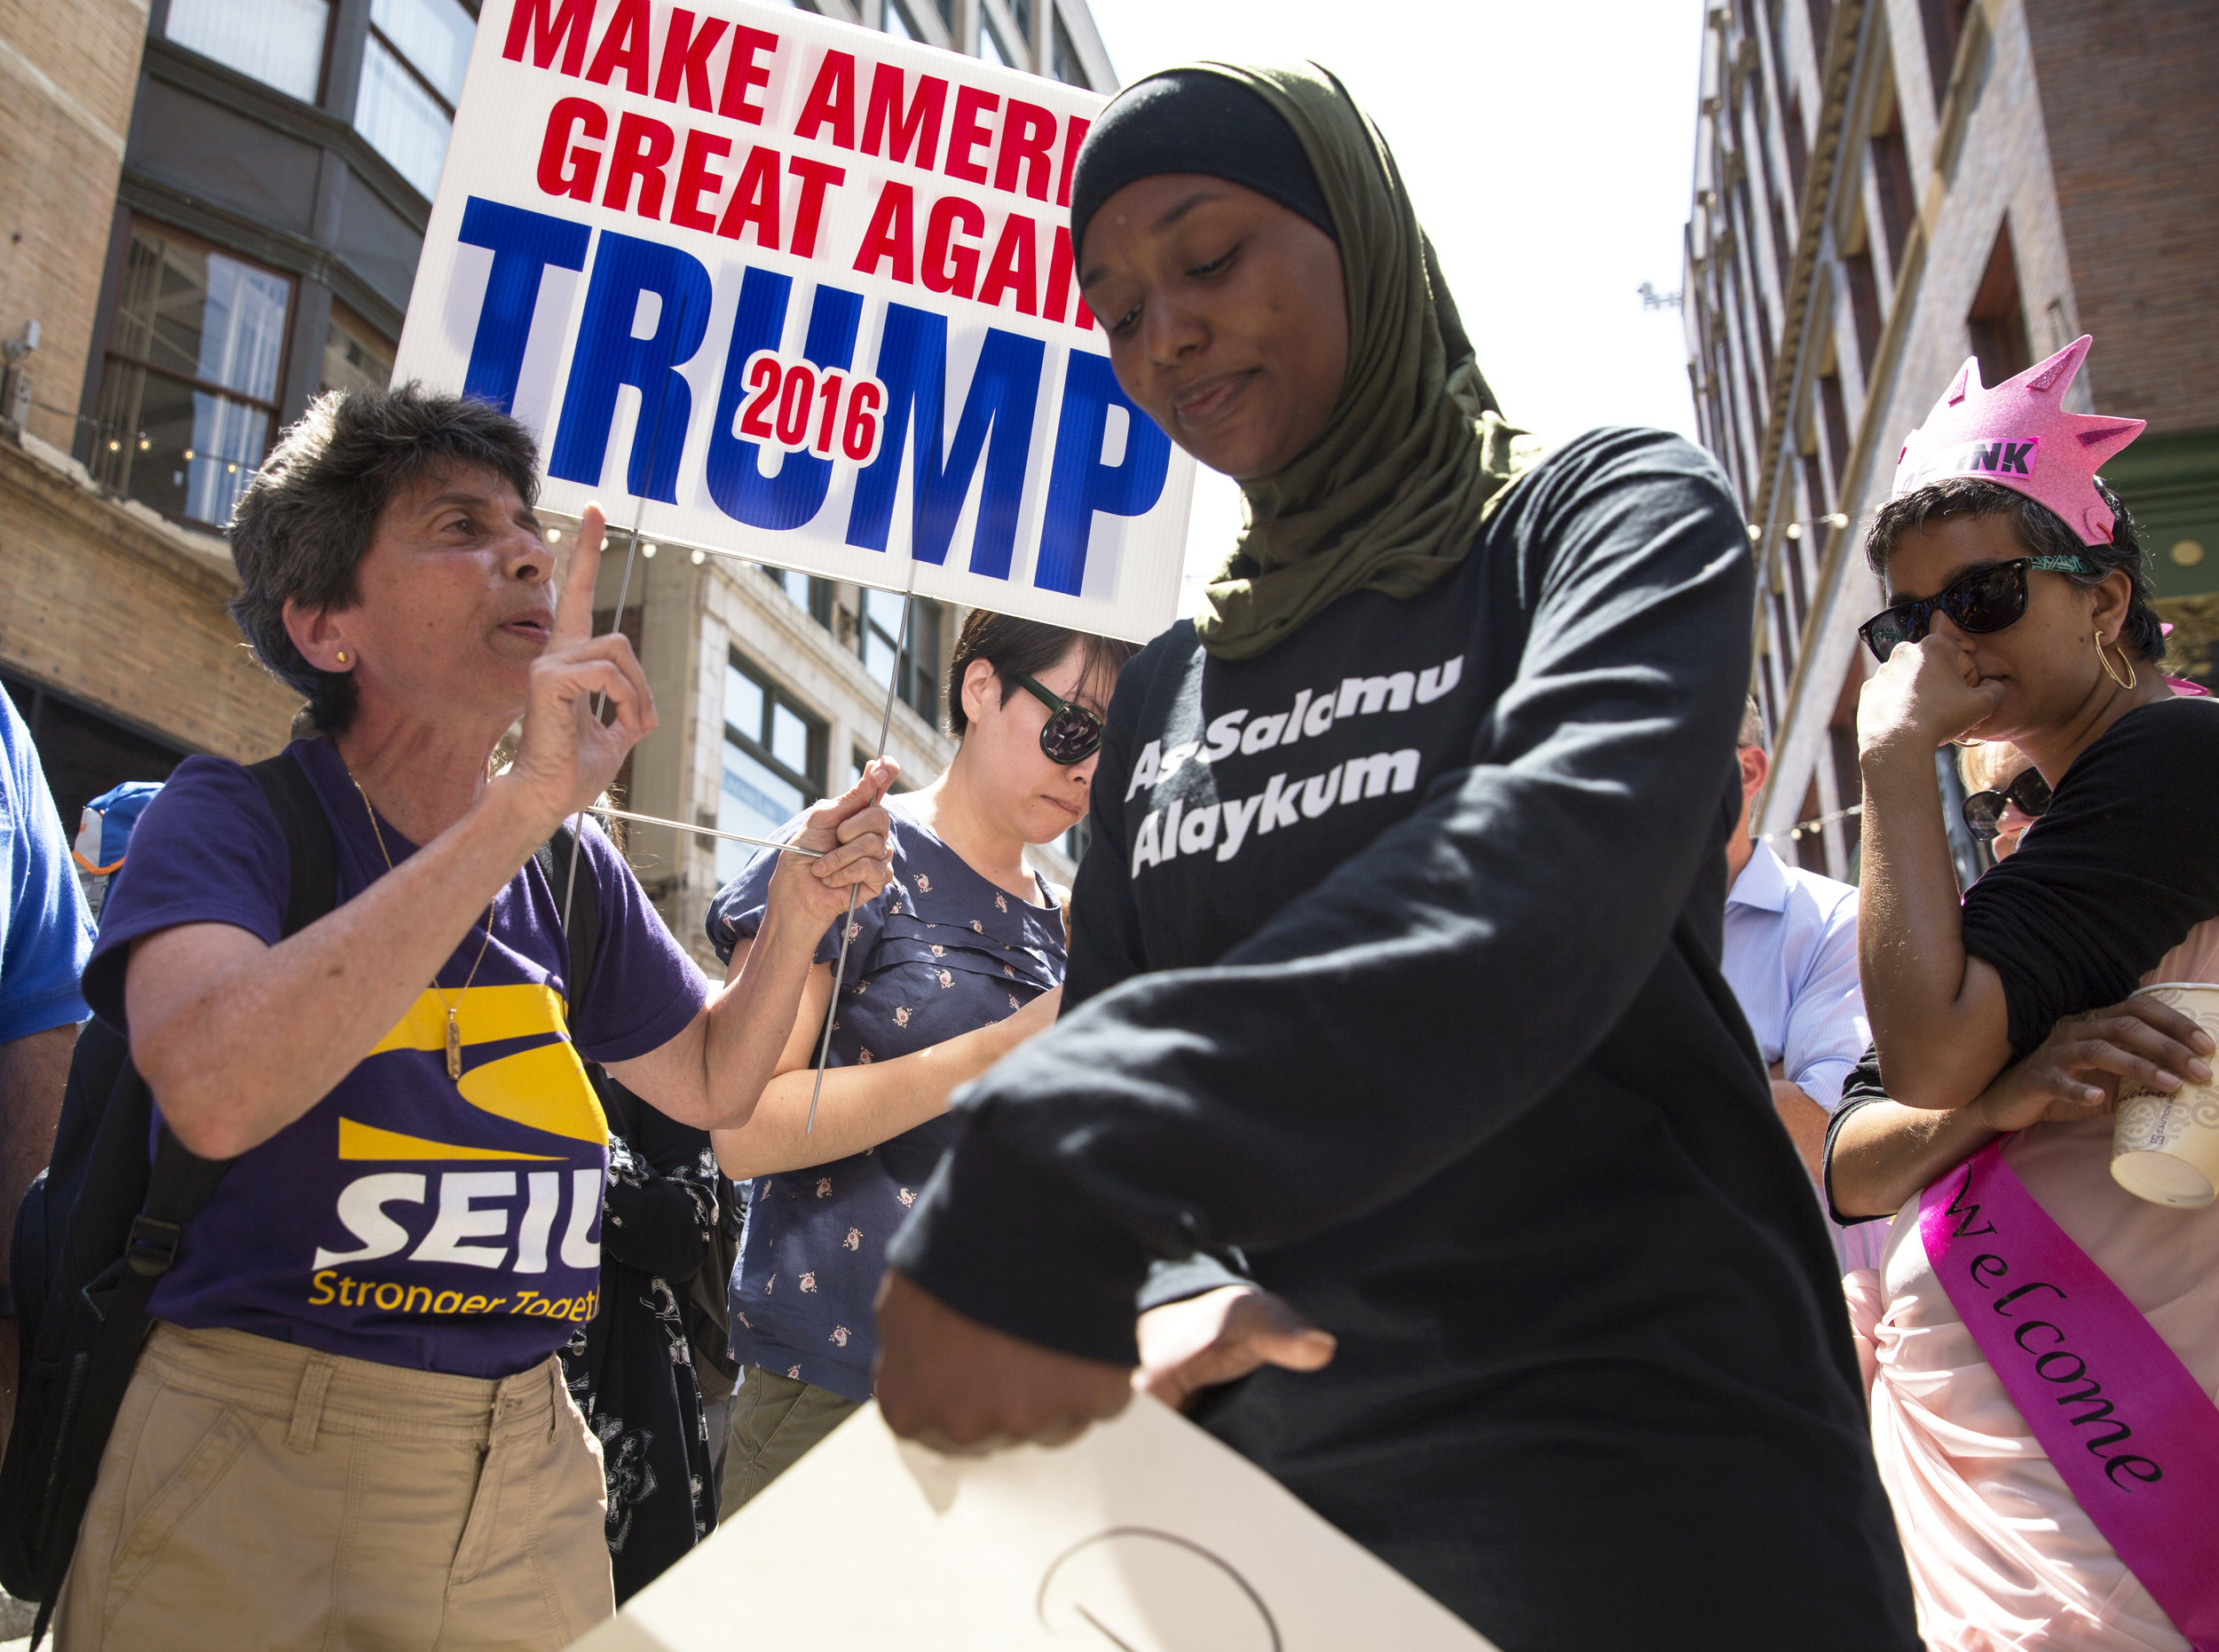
[312,1167,603,1275]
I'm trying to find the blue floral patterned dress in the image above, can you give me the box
[706,798,1065,1401]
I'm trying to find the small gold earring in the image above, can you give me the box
[2095,631,2136,690]
[336,651,349,665]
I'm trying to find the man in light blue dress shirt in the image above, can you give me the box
[1720,700,1885,1275]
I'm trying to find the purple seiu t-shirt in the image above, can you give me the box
[83,739,707,1379]
[706,798,1064,1401]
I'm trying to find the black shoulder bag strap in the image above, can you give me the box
[535,826,602,1030]
[28,753,337,1633]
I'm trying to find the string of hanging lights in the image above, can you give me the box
[1759,801,1862,846]
[1747,510,1852,541]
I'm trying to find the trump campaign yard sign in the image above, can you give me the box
[391,0,1193,642]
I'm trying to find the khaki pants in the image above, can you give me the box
[55,1322,613,1651]
[716,1366,860,1520]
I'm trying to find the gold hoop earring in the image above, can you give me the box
[2096,631,2136,690]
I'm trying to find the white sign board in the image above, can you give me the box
[393,0,1194,642]
[570,1398,1499,1651]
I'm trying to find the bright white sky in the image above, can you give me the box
[1080,0,1710,605]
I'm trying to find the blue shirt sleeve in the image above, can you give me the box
[1780,886,1868,1115]
[0,693,96,1040]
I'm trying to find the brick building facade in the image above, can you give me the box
[1680,0,2219,882]
[0,0,302,824]
[1,0,1115,959]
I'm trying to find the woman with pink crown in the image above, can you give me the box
[1827,335,2219,1650]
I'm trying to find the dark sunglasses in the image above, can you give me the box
[1962,767,2053,842]
[1014,675,1105,765]
[1858,555,2092,662]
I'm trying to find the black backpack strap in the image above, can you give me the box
[248,752,339,940]
[536,826,603,1019]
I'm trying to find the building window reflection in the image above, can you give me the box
[858,589,942,724]
[721,652,826,884]
[92,225,292,528]
[164,0,330,104]
[355,0,473,199]
[757,565,836,630]
[320,302,394,396]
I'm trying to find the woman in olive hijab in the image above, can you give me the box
[877,63,1917,1652]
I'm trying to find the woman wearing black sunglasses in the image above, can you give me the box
[696,610,1132,1511]
[1852,461,2206,1116]
[1828,338,2219,1650]
[1957,742,2051,856]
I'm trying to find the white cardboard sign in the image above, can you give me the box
[392,0,1193,642]
[570,1398,1499,1651]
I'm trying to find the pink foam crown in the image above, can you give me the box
[1891,336,2145,545]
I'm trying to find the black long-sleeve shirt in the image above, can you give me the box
[888,429,1917,1651]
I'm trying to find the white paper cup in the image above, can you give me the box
[2110,982,2219,1208]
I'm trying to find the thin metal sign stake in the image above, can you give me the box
[806,565,917,1134]
[556,503,649,944]
[557,298,686,946]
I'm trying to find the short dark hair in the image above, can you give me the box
[1863,476,2164,662]
[228,384,542,734]
[944,609,1137,739]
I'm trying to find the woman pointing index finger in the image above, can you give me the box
[873,62,1917,1652]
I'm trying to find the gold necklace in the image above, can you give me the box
[351,775,494,1082]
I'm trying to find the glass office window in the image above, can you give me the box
[770,701,811,776]
[858,590,941,723]
[979,22,1011,66]
[724,662,766,751]
[356,0,474,198]
[92,225,292,528]
[165,0,329,103]
[320,304,394,396]
[720,653,825,885]
[371,0,470,102]
[882,1,916,39]
[756,565,835,629]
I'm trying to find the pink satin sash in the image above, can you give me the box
[1922,1142,2219,1649]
